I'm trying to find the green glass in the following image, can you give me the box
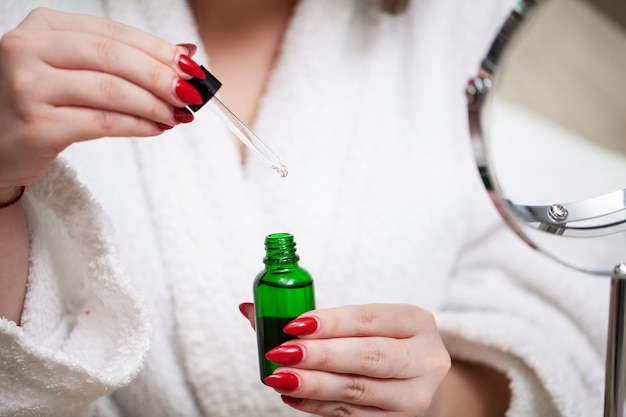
[253,233,315,382]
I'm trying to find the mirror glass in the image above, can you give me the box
[472,0,626,275]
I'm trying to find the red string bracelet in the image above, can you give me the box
[0,186,26,209]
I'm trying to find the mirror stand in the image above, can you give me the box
[466,0,626,412]
[606,269,626,417]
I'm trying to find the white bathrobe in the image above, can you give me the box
[0,0,615,416]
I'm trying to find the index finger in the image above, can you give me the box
[20,8,185,70]
[287,304,436,340]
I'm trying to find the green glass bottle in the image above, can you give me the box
[254,233,315,382]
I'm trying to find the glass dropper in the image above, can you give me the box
[206,97,288,178]
[186,66,288,178]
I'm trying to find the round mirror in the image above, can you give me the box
[468,1,626,414]
[467,0,626,276]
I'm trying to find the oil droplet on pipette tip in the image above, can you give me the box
[273,164,289,178]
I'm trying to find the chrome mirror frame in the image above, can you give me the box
[467,0,626,242]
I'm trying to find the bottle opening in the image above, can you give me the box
[264,233,299,263]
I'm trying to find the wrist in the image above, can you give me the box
[0,186,25,209]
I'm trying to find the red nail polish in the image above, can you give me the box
[156,122,173,130]
[178,54,206,80]
[174,79,203,105]
[281,395,306,406]
[264,372,300,390]
[283,317,318,336]
[238,302,253,318]
[176,43,198,57]
[266,345,304,366]
[173,107,194,123]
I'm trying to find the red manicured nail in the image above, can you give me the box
[266,345,304,366]
[283,317,318,336]
[176,43,198,57]
[174,79,203,105]
[238,302,253,318]
[173,107,194,123]
[178,54,206,80]
[281,395,306,406]
[156,122,173,131]
[264,372,300,390]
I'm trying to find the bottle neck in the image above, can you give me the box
[264,233,299,268]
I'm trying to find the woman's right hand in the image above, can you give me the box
[0,7,204,190]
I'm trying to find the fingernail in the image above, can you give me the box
[173,107,194,123]
[281,395,306,406]
[156,122,173,130]
[176,43,198,57]
[174,79,203,105]
[178,54,206,80]
[264,372,300,390]
[266,345,304,366]
[238,302,253,318]
[283,317,318,336]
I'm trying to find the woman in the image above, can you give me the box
[0,0,609,416]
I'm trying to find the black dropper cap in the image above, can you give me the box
[186,65,222,112]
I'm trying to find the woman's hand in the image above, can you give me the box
[239,303,451,417]
[0,7,202,189]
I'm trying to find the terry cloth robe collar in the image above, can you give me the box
[103,0,368,414]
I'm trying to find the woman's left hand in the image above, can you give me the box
[239,303,451,417]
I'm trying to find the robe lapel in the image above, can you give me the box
[104,0,366,414]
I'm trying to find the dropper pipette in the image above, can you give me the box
[186,66,288,178]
